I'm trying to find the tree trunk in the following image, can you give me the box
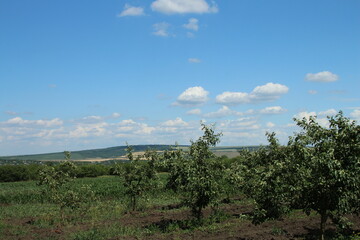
[320,212,328,240]
[132,196,137,211]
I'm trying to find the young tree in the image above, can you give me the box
[243,111,360,239]
[290,111,360,239]
[117,145,158,211]
[167,123,224,220]
[38,151,96,217]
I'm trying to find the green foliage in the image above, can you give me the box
[290,111,360,238]
[235,111,360,239]
[165,123,224,220]
[236,133,302,224]
[0,165,31,182]
[37,152,97,212]
[116,145,159,211]
[162,145,187,192]
[75,164,108,178]
[0,145,176,161]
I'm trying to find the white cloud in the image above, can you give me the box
[6,117,63,127]
[308,90,318,95]
[266,122,275,128]
[188,58,201,63]
[318,109,337,117]
[350,109,360,121]
[183,18,199,31]
[216,92,249,105]
[204,106,242,118]
[69,122,109,138]
[294,111,317,121]
[187,108,202,115]
[174,86,209,107]
[153,22,171,37]
[293,111,330,128]
[134,124,155,135]
[118,4,145,17]
[110,112,121,119]
[118,119,137,126]
[219,118,261,131]
[216,82,289,105]
[82,115,103,122]
[161,117,188,127]
[116,119,155,135]
[305,71,339,82]
[151,0,218,14]
[186,32,195,38]
[5,111,18,116]
[259,106,287,114]
[252,82,289,97]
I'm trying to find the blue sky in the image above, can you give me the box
[1,0,359,156]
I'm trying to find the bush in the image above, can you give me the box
[0,165,31,182]
[76,165,108,178]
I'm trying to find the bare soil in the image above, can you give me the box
[2,202,360,240]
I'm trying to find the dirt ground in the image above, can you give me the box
[2,202,360,240]
[117,203,360,240]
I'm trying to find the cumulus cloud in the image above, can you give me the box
[252,83,289,97]
[151,0,218,14]
[81,115,103,123]
[187,108,202,115]
[110,112,121,119]
[186,32,195,38]
[305,71,339,82]
[5,117,63,127]
[259,106,287,114]
[204,106,242,118]
[216,92,248,105]
[153,22,171,37]
[161,117,188,127]
[174,86,209,107]
[308,90,318,95]
[118,4,145,17]
[350,109,360,121]
[266,122,275,128]
[183,18,199,31]
[318,109,337,117]
[4,111,18,116]
[293,111,332,128]
[219,118,261,131]
[293,111,317,121]
[216,82,289,105]
[116,119,155,135]
[188,58,201,63]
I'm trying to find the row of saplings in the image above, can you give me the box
[38,111,360,240]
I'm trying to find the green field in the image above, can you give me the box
[0,145,177,161]
[1,173,359,240]
[0,145,261,162]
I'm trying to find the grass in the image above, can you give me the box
[0,174,187,239]
[1,174,359,240]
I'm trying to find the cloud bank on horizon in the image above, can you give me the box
[0,0,359,155]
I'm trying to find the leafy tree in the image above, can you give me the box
[290,111,360,239]
[241,111,360,239]
[162,145,187,192]
[233,133,301,224]
[166,123,224,220]
[38,151,96,216]
[38,161,76,199]
[116,145,158,211]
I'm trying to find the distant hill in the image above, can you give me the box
[0,145,180,161]
[0,145,261,162]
